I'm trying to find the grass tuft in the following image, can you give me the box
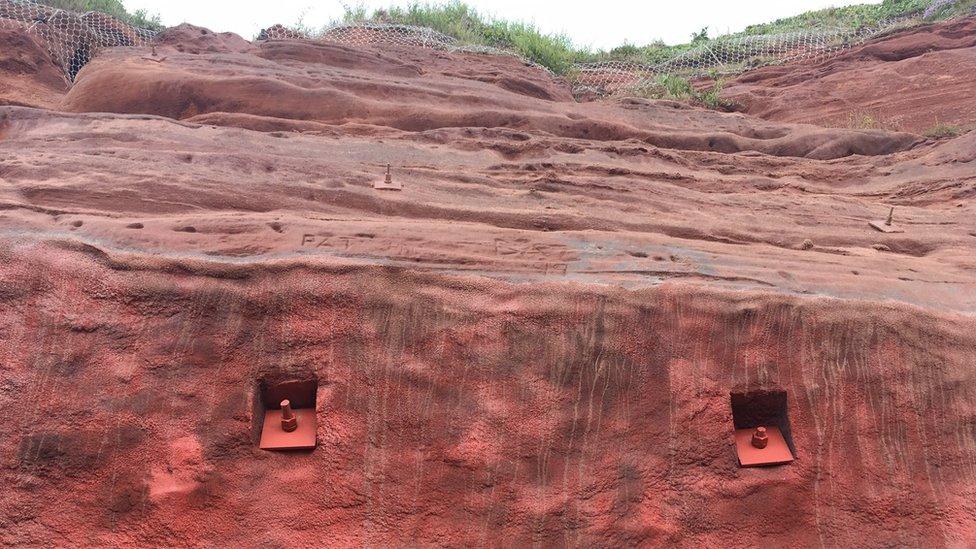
[923,122,965,138]
[844,110,903,131]
[632,75,735,110]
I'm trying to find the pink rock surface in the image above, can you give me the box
[0,16,975,548]
[0,26,68,108]
[722,17,976,133]
[0,246,974,546]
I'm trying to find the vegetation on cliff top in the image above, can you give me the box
[335,0,973,73]
[35,0,976,74]
[39,0,162,29]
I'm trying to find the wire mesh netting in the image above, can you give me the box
[925,0,964,18]
[0,0,156,81]
[250,6,971,99]
[259,22,544,71]
[1,0,971,97]
[568,23,910,97]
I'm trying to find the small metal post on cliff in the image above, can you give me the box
[869,205,904,233]
[143,42,166,63]
[374,163,403,191]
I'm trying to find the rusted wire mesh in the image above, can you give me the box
[1,0,967,98]
[0,0,155,81]
[568,24,899,97]
[256,13,938,98]
[259,22,543,70]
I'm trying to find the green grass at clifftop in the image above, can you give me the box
[39,0,162,29]
[334,0,972,74]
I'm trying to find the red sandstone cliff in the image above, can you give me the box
[722,16,976,133]
[0,15,974,548]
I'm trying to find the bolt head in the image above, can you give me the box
[751,426,770,449]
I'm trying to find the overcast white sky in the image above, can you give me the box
[123,0,883,48]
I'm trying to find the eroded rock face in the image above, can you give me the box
[57,31,923,160]
[1,105,972,311]
[154,23,255,55]
[0,26,68,108]
[722,17,976,133]
[0,15,975,548]
[0,245,974,546]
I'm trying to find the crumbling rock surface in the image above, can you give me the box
[58,30,922,160]
[0,244,974,546]
[0,27,67,108]
[0,16,975,548]
[723,16,976,133]
[1,104,972,310]
[154,23,255,55]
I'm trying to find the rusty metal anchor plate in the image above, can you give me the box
[260,409,317,450]
[734,426,794,467]
[869,221,904,233]
[373,179,402,191]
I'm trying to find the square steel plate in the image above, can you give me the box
[373,179,402,191]
[734,426,794,467]
[869,221,904,233]
[260,409,317,450]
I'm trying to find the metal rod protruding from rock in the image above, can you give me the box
[280,399,298,432]
[885,207,894,226]
[751,426,769,449]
